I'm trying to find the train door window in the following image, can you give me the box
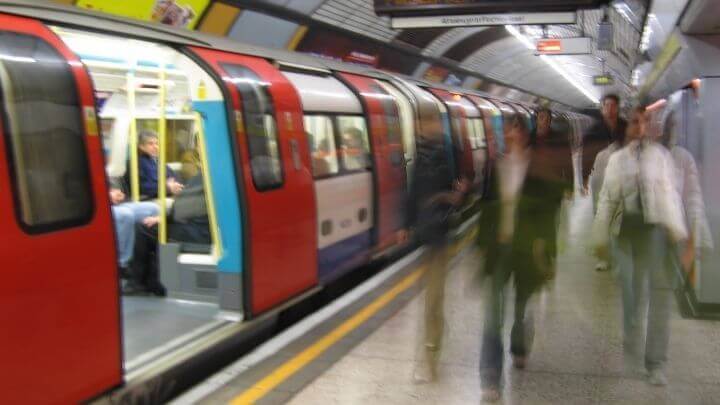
[0,31,93,231]
[466,119,478,149]
[221,63,283,190]
[337,116,370,171]
[304,114,339,178]
[369,81,403,167]
[375,80,415,167]
[472,118,487,148]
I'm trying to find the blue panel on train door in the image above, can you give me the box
[193,101,243,274]
[492,115,505,154]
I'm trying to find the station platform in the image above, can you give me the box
[172,197,720,404]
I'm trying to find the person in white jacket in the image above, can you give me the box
[592,106,687,386]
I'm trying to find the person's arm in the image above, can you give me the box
[682,151,713,250]
[591,152,622,256]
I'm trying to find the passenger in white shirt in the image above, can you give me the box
[592,106,687,387]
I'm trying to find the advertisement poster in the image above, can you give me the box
[75,0,210,29]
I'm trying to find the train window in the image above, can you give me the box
[0,32,93,232]
[467,120,478,149]
[473,119,487,148]
[303,115,339,178]
[336,116,370,172]
[221,63,283,190]
[369,82,403,167]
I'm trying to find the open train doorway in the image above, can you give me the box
[52,27,243,375]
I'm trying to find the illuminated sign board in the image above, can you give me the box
[593,75,614,86]
[76,0,209,29]
[391,12,575,28]
[375,0,612,16]
[536,37,592,55]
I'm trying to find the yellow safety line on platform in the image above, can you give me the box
[230,267,425,404]
[230,228,477,404]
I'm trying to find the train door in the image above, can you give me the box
[188,47,316,315]
[338,73,406,251]
[375,79,416,187]
[468,95,502,161]
[0,15,121,403]
[282,70,374,282]
[428,88,475,183]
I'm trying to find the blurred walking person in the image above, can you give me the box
[404,123,468,383]
[660,111,713,286]
[592,106,687,386]
[584,94,627,271]
[478,113,573,401]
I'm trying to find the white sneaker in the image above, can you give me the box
[648,369,668,386]
[412,361,436,384]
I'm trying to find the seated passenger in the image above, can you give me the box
[341,127,368,171]
[109,176,158,276]
[136,130,184,199]
[123,171,210,296]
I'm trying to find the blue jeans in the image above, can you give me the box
[616,216,673,371]
[111,202,158,267]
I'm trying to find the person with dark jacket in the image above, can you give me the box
[135,130,184,199]
[404,125,468,383]
[581,94,627,189]
[478,114,574,401]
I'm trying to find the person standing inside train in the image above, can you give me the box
[402,120,468,384]
[477,113,573,401]
[592,106,687,386]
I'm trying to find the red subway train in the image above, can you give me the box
[0,1,588,403]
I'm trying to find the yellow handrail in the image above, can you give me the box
[158,65,168,244]
[194,112,223,259]
[127,70,140,202]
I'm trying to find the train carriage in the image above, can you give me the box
[0,1,587,402]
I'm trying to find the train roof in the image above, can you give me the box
[0,1,582,115]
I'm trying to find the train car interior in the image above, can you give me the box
[282,69,374,283]
[51,27,238,371]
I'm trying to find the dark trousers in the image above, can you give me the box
[480,244,535,388]
[129,223,163,292]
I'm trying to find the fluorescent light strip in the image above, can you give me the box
[505,25,599,104]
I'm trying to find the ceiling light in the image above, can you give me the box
[505,25,599,104]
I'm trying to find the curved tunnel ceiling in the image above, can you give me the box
[301,0,647,108]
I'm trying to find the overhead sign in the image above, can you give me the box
[391,12,576,29]
[593,75,614,86]
[375,0,612,16]
[75,0,210,29]
[536,37,592,55]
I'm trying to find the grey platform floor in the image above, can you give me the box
[122,296,218,364]
[187,196,720,404]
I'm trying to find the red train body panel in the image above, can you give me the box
[0,14,122,403]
